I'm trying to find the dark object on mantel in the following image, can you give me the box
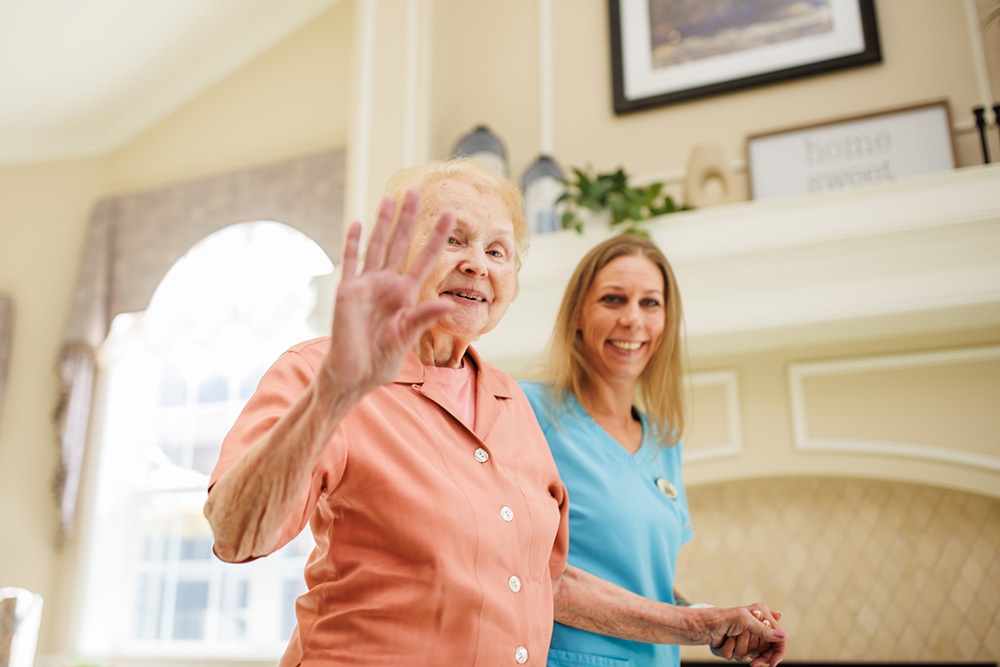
[682,663,997,667]
[994,104,1000,150]
[973,106,991,164]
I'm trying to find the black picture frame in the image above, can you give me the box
[609,0,882,114]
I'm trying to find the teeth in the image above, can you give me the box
[452,291,484,302]
[610,341,641,351]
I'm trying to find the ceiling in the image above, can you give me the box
[0,0,340,166]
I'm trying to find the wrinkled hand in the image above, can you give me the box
[707,604,787,667]
[319,189,454,399]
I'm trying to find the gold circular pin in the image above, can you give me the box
[656,477,678,499]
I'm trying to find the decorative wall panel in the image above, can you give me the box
[788,346,1000,471]
[684,370,743,462]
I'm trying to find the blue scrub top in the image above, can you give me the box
[520,382,693,667]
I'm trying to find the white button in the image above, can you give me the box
[514,646,528,663]
[508,575,521,593]
[500,506,514,522]
[474,447,490,463]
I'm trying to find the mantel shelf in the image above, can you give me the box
[477,164,1000,364]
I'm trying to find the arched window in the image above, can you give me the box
[77,221,333,659]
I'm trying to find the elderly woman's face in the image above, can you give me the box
[414,178,517,341]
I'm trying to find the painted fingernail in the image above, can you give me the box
[752,609,762,619]
[773,631,787,638]
[763,619,771,627]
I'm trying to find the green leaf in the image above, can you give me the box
[561,211,576,229]
[609,168,628,187]
[589,181,614,202]
[609,199,628,224]
[556,164,694,231]
[622,225,650,238]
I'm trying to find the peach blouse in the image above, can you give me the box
[209,339,569,666]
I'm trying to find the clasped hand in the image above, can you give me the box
[709,603,786,667]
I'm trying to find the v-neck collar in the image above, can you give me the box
[564,390,651,463]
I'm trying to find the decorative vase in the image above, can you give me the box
[684,143,742,207]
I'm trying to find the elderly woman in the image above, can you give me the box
[204,159,786,666]
[521,234,787,667]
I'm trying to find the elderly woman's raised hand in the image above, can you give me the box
[320,189,454,399]
[204,189,457,564]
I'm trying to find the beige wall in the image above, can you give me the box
[423,0,999,190]
[0,0,997,664]
[107,0,353,195]
[0,158,107,653]
[429,0,541,180]
[0,162,107,543]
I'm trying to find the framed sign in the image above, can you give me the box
[609,0,881,114]
[747,99,957,200]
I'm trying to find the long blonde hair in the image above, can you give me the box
[541,234,687,447]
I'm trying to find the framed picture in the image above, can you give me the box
[746,99,957,200]
[609,0,881,114]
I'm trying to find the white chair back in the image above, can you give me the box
[0,588,43,667]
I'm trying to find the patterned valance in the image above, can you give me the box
[54,149,346,543]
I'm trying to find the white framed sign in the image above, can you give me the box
[747,99,957,200]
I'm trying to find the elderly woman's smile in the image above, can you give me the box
[443,288,487,302]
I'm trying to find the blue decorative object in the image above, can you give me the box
[521,155,565,235]
[452,125,508,175]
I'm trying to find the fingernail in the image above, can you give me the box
[752,609,762,619]
[763,619,771,627]
[773,631,787,638]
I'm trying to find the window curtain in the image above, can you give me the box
[54,149,345,544]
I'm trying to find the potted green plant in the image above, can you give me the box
[557,165,690,236]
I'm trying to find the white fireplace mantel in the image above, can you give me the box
[476,165,1000,364]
